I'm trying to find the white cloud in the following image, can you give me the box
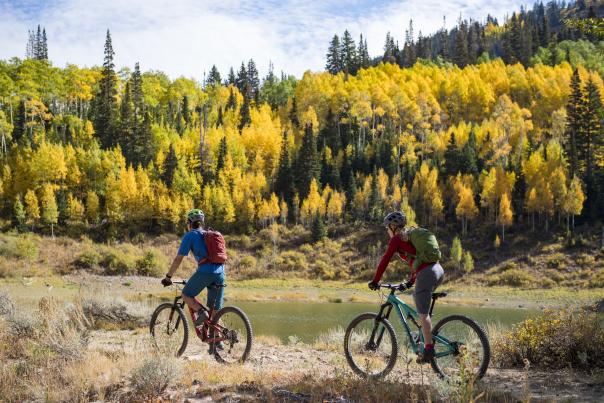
[0,0,530,80]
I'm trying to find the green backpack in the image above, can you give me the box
[406,228,441,271]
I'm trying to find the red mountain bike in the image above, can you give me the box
[150,280,252,363]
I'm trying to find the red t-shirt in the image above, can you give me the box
[372,235,432,284]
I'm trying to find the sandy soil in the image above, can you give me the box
[88,329,604,402]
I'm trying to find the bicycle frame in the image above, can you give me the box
[167,287,228,344]
[374,291,460,358]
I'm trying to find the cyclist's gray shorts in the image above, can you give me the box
[413,263,444,315]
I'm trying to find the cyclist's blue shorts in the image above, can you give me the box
[182,271,225,311]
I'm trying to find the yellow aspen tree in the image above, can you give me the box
[258,199,271,228]
[497,193,513,242]
[40,184,58,238]
[537,184,554,232]
[301,179,322,225]
[85,191,99,225]
[455,185,478,236]
[66,193,85,229]
[24,189,40,230]
[268,193,280,225]
[327,191,345,223]
[563,176,585,232]
[279,198,288,225]
[525,188,539,232]
[105,175,123,234]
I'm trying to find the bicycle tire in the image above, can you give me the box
[344,312,398,379]
[430,314,490,380]
[211,306,253,364]
[149,303,189,357]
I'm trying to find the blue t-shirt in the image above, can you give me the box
[177,229,224,274]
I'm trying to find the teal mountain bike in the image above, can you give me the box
[344,283,490,380]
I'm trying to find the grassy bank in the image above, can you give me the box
[0,227,602,309]
[1,273,602,311]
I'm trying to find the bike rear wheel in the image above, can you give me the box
[149,303,189,357]
[344,312,398,379]
[210,306,253,364]
[430,314,490,380]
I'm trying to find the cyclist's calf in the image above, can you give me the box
[182,292,202,312]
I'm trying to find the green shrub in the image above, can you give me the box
[589,270,604,288]
[273,250,308,272]
[576,253,596,267]
[101,250,137,275]
[492,308,604,369]
[130,357,182,398]
[238,255,257,270]
[547,253,567,269]
[72,249,101,270]
[487,269,537,287]
[135,248,167,277]
[0,235,38,261]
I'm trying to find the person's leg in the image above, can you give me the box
[206,272,225,312]
[413,265,439,346]
[182,270,212,312]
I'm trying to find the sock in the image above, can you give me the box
[424,343,434,351]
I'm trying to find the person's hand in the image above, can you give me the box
[368,281,380,291]
[161,276,172,287]
[404,280,414,289]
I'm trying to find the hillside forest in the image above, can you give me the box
[0,1,603,251]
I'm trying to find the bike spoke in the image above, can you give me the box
[346,316,397,378]
[212,309,251,364]
[433,318,487,381]
[150,305,187,356]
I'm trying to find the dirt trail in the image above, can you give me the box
[89,330,603,402]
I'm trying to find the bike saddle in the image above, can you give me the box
[432,292,447,299]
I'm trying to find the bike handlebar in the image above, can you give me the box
[379,282,411,292]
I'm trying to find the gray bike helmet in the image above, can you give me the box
[383,211,407,229]
[186,208,205,224]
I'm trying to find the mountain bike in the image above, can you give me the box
[344,282,490,380]
[149,280,252,364]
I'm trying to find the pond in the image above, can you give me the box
[225,300,539,343]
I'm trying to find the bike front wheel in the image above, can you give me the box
[210,306,253,364]
[430,314,490,380]
[149,303,189,357]
[344,312,398,379]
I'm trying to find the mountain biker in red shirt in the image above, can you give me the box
[368,211,444,363]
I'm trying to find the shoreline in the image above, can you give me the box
[1,272,601,310]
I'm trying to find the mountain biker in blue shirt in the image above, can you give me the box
[161,209,225,328]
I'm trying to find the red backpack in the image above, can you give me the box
[198,230,228,264]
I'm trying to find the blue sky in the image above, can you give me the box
[0,0,530,80]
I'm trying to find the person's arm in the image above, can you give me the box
[398,241,418,285]
[164,233,191,280]
[372,236,400,283]
[166,255,184,278]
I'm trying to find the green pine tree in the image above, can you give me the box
[340,30,357,76]
[162,144,178,187]
[275,131,295,205]
[93,30,119,149]
[119,81,134,162]
[565,68,585,178]
[296,124,320,199]
[326,35,342,74]
[311,213,327,242]
[215,136,228,179]
[13,195,26,230]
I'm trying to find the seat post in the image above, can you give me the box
[428,297,436,317]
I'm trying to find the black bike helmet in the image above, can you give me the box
[383,211,407,229]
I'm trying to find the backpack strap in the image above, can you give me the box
[195,229,209,265]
